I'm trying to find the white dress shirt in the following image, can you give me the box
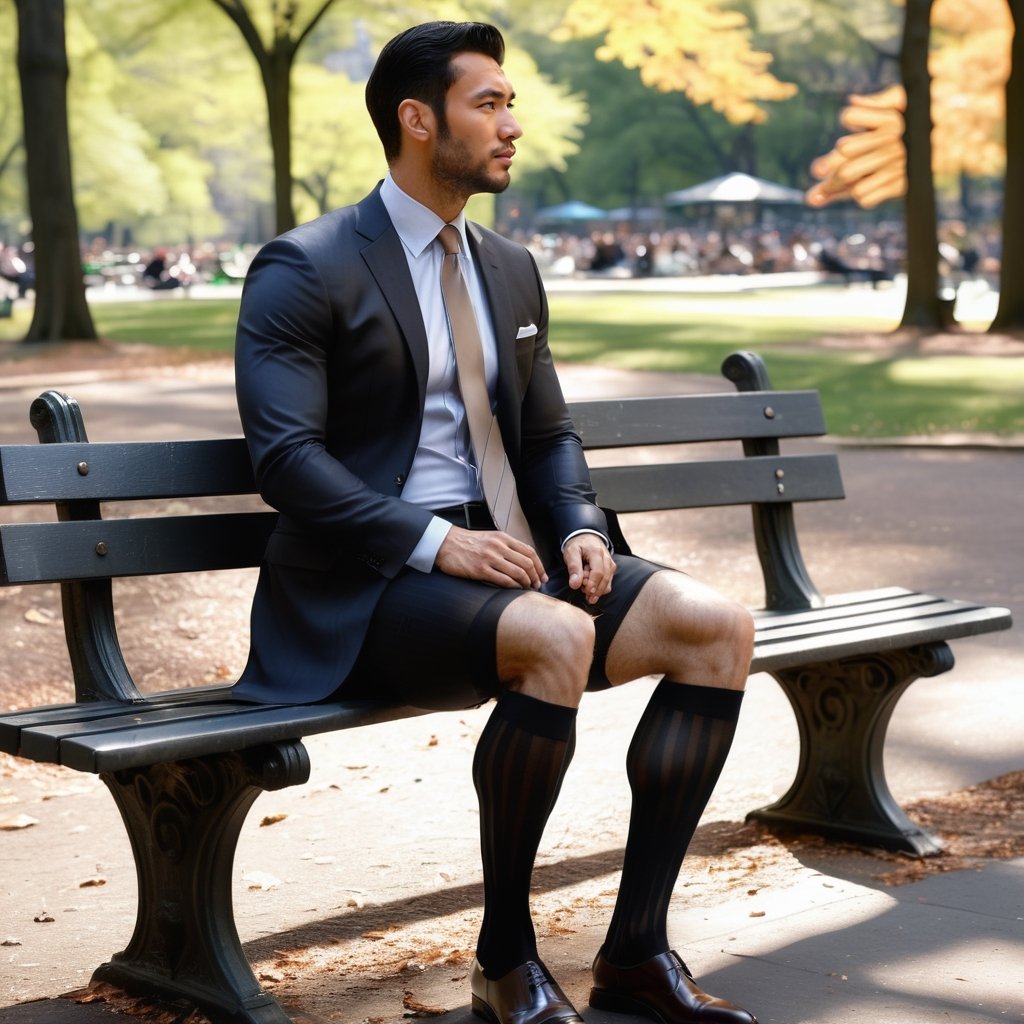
[380,174,497,570]
[380,176,606,572]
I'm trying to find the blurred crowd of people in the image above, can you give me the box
[1,218,1002,316]
[0,242,35,299]
[79,238,254,292]
[508,219,1001,291]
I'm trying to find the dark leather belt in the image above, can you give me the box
[432,502,495,530]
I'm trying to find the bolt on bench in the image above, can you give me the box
[0,350,1011,1024]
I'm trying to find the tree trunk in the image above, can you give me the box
[991,0,1024,332]
[14,0,97,342]
[209,0,338,239]
[899,0,950,330]
[263,45,297,236]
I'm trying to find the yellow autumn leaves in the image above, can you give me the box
[808,0,1012,208]
[555,0,796,125]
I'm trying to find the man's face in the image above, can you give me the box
[432,51,522,198]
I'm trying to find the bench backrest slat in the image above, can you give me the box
[0,374,842,614]
[568,391,826,449]
[0,512,277,584]
[0,438,254,503]
[0,453,841,583]
[591,453,842,513]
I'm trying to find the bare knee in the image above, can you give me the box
[708,599,756,688]
[607,572,754,689]
[496,594,595,707]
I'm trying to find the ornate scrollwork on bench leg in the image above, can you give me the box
[746,642,955,857]
[92,741,310,1024]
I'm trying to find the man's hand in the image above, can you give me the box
[435,527,547,590]
[563,533,616,605]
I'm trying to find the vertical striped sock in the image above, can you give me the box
[603,679,743,965]
[473,690,577,978]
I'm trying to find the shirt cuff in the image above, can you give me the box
[407,515,453,572]
[561,528,612,552]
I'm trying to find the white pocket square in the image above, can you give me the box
[516,323,538,339]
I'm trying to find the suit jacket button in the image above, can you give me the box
[395,474,404,486]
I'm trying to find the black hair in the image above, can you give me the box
[365,21,506,162]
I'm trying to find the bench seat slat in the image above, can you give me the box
[6,592,1008,773]
[568,391,826,448]
[590,453,843,512]
[752,601,1011,672]
[755,592,956,638]
[0,439,254,503]
[56,701,428,774]
[0,688,233,754]
[0,511,276,583]
[753,587,928,628]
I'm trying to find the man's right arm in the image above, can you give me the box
[234,235,432,578]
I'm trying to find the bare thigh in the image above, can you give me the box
[604,570,755,689]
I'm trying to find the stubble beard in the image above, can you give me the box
[432,129,511,200]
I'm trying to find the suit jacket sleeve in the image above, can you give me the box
[234,232,431,578]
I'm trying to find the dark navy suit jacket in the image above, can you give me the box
[233,185,607,703]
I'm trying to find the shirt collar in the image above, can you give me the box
[380,173,469,259]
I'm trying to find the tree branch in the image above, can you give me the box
[294,0,338,50]
[209,0,269,68]
[0,135,23,180]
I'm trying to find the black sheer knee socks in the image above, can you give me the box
[603,679,744,966]
[473,690,577,979]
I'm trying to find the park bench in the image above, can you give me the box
[0,350,1011,1024]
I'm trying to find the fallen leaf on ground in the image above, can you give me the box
[402,991,448,1016]
[0,814,38,830]
[260,813,288,827]
[242,870,282,891]
[24,608,56,625]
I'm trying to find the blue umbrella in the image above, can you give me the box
[536,200,608,221]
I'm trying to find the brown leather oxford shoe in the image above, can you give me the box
[590,948,757,1024]
[471,959,584,1024]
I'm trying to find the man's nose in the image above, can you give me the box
[501,112,523,141]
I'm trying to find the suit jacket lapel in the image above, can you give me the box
[356,187,429,407]
[468,223,523,462]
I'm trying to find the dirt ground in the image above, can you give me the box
[1,337,1022,1022]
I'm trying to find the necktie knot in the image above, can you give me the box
[438,224,462,257]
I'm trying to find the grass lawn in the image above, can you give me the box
[2,287,1021,438]
[546,289,1024,438]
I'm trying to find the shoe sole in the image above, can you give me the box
[589,988,666,1024]
[471,994,499,1024]
[474,993,584,1024]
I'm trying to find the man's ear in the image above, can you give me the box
[398,98,434,145]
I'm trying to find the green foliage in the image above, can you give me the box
[545,290,1024,437]
[513,2,906,211]
[0,3,25,239]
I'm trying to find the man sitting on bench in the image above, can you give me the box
[233,21,756,1024]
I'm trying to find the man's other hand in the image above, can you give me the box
[563,533,616,605]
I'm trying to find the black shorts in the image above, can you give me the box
[343,553,666,711]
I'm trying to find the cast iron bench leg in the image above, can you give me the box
[746,642,954,857]
[91,741,310,1024]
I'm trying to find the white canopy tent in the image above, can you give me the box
[665,172,806,206]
